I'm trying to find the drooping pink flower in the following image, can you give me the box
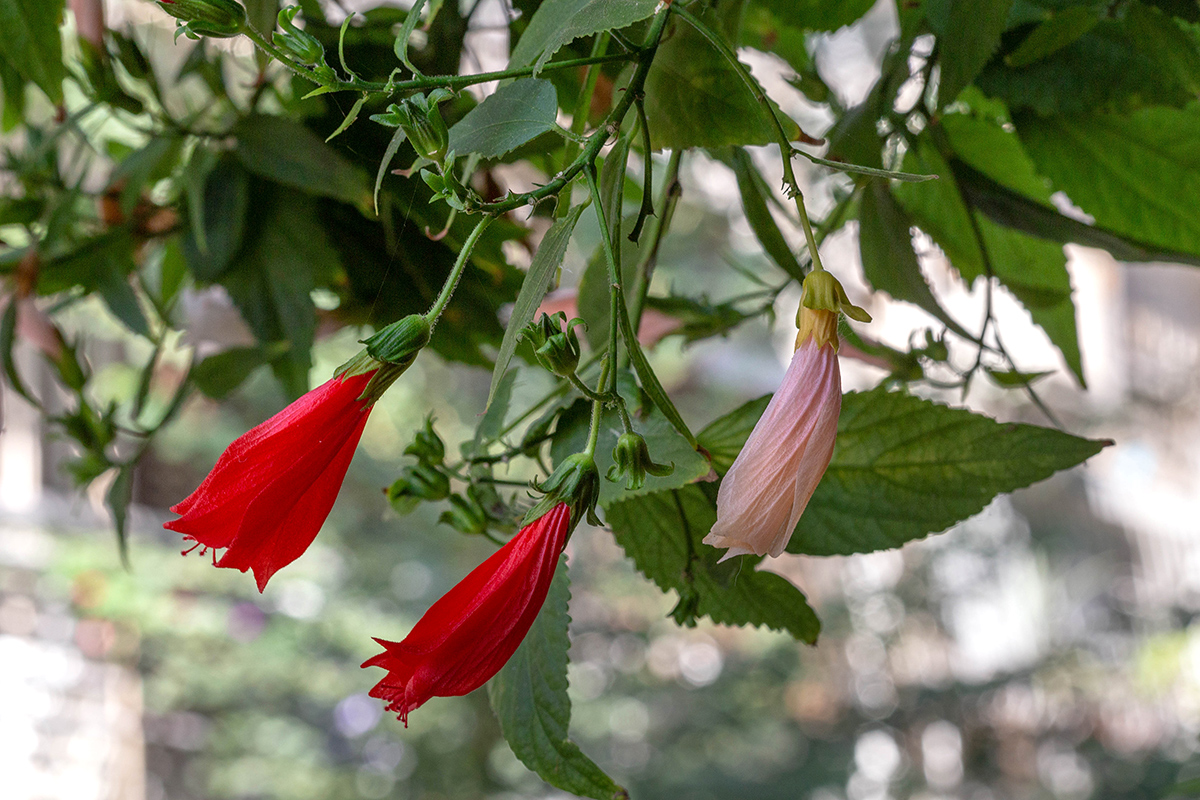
[703,268,869,560]
[363,502,572,725]
[165,369,377,591]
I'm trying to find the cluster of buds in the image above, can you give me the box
[522,311,584,378]
[156,0,246,40]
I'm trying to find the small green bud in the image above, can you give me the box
[440,493,490,535]
[156,0,246,38]
[523,312,585,378]
[519,412,557,458]
[527,453,601,528]
[385,91,450,163]
[273,6,325,65]
[404,416,445,463]
[607,432,674,491]
[361,314,431,366]
[386,463,451,513]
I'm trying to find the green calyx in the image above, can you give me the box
[157,0,246,39]
[607,432,674,491]
[274,6,324,64]
[386,463,451,514]
[361,314,432,365]
[527,453,601,528]
[523,312,584,378]
[800,269,872,323]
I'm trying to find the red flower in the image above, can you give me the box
[165,369,377,591]
[363,502,572,724]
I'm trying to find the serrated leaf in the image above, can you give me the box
[696,395,771,476]
[787,386,1110,556]
[1016,106,1200,260]
[937,0,1014,108]
[550,381,710,506]
[607,486,820,642]
[488,559,627,800]
[1004,5,1099,68]
[509,0,659,75]
[0,0,65,103]
[858,181,972,340]
[892,130,1083,383]
[487,204,585,409]
[234,114,370,208]
[447,79,559,159]
[731,148,806,282]
[643,13,786,150]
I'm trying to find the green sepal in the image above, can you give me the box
[606,432,674,491]
[360,313,431,365]
[157,0,246,37]
[274,6,325,64]
[800,269,871,322]
[527,453,601,528]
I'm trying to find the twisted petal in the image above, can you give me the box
[363,503,572,724]
[704,338,841,559]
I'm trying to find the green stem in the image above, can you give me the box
[424,215,493,327]
[559,33,609,187]
[629,150,682,329]
[568,372,608,402]
[584,362,610,457]
[584,163,623,395]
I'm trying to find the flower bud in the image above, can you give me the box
[362,314,432,365]
[607,432,674,491]
[405,416,445,463]
[439,493,490,535]
[157,0,247,39]
[387,463,451,513]
[523,312,584,378]
[273,6,325,65]
[528,453,601,528]
[373,91,452,163]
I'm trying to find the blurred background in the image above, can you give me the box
[3,1,1200,799]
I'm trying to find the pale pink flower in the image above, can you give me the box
[703,334,841,559]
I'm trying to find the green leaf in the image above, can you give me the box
[0,297,39,407]
[191,346,276,399]
[893,130,1083,383]
[787,386,1110,556]
[508,0,659,75]
[643,13,783,150]
[607,486,821,641]
[937,0,1014,108]
[1125,1,1200,96]
[731,148,805,282]
[0,0,65,103]
[326,94,367,143]
[487,204,586,409]
[234,114,370,208]
[550,380,710,507]
[1016,107,1200,260]
[373,126,407,214]
[578,219,639,352]
[447,78,559,159]
[1164,777,1200,797]
[751,0,876,33]
[1004,5,1100,68]
[393,0,428,75]
[488,559,627,800]
[106,463,135,568]
[182,155,250,282]
[696,395,770,476]
[221,190,337,398]
[858,181,972,340]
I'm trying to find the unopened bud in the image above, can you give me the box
[440,493,490,535]
[274,6,324,64]
[387,463,451,513]
[523,312,584,378]
[607,432,674,491]
[405,416,445,463]
[373,91,452,163]
[362,314,431,365]
[157,0,247,38]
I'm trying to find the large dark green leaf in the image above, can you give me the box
[750,0,876,33]
[1125,1,1200,95]
[0,0,64,103]
[222,190,338,398]
[858,181,971,340]
[182,155,250,282]
[488,560,626,800]
[696,395,770,476]
[787,386,1110,556]
[936,0,1015,108]
[487,204,586,408]
[643,13,783,150]
[1016,106,1200,260]
[893,130,1082,383]
[234,115,370,208]
[447,79,559,159]
[509,0,659,74]
[607,486,821,642]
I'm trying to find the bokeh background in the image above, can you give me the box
[3,1,1200,799]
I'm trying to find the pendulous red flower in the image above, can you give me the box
[165,369,378,591]
[363,502,573,724]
